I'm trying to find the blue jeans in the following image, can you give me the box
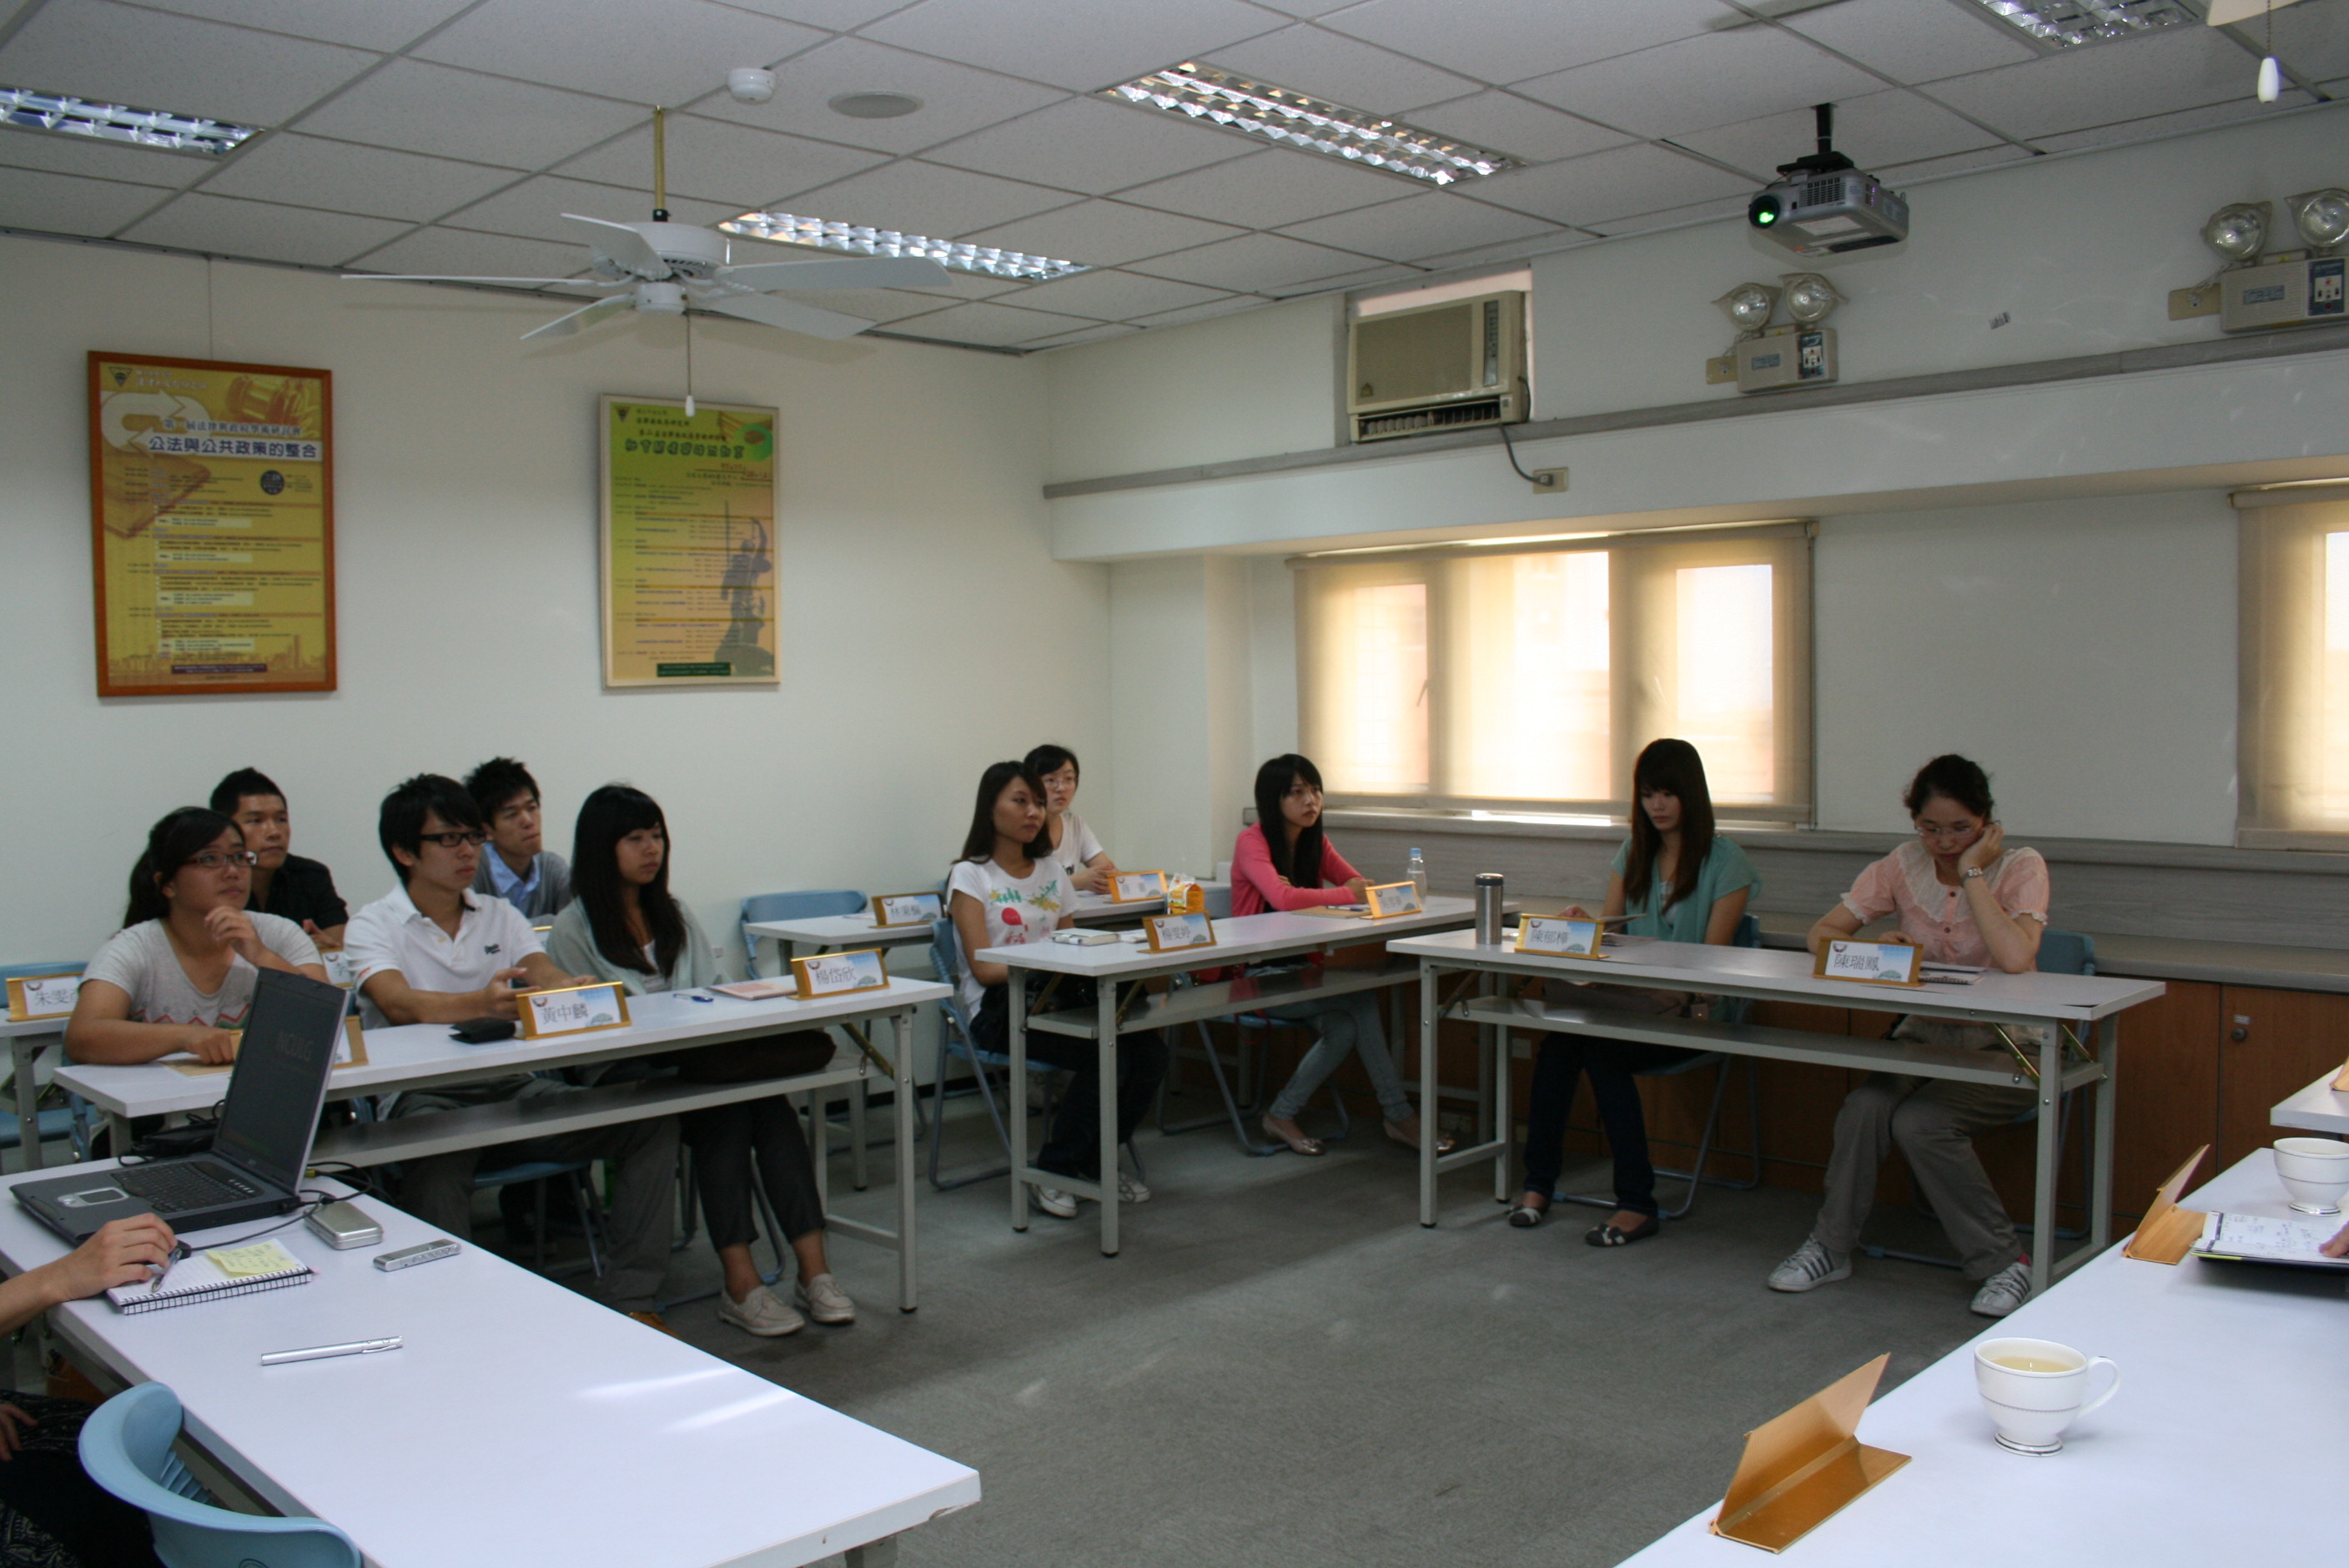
[1263,989,1411,1123]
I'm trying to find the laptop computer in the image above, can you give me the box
[15,968,349,1244]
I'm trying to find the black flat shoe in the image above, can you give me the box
[1584,1214,1661,1248]
[1507,1200,1547,1229]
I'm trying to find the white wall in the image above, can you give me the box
[0,234,1102,971]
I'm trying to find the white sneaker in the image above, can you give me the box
[1117,1172,1151,1204]
[1032,1184,1079,1219]
[717,1283,804,1337]
[1768,1237,1853,1293]
[796,1272,856,1324]
[1969,1259,2033,1318]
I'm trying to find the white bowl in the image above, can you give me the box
[2273,1138,2349,1215]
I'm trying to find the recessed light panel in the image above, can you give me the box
[1099,63,1518,187]
[0,84,256,156]
[1967,0,2196,47]
[721,210,1087,281]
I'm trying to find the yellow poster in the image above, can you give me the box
[599,395,779,687]
[88,353,335,696]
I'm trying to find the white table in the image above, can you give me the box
[746,885,1232,973]
[980,897,1486,1255]
[0,1172,978,1567]
[56,981,946,1311]
[3,1015,70,1171]
[1618,1148,2343,1566]
[1388,930,2166,1297]
[2271,1066,2349,1135]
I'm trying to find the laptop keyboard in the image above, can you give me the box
[118,1162,261,1214]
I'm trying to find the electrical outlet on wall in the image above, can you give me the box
[1530,467,1567,493]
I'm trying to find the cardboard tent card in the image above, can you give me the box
[1710,1354,1909,1552]
[2122,1145,2210,1265]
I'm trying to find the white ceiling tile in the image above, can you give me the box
[1116,148,1412,228]
[1130,229,1384,290]
[1411,233,1588,273]
[414,0,826,105]
[690,41,1068,155]
[292,61,646,168]
[1472,142,1748,225]
[720,0,911,27]
[118,191,411,265]
[128,0,473,52]
[923,97,1250,195]
[1512,27,1886,141]
[884,298,1101,344]
[861,0,1291,93]
[1402,92,1637,163]
[1024,322,1146,349]
[201,133,521,221]
[1125,294,1266,327]
[1584,191,1748,235]
[1780,0,2037,83]
[0,0,377,126]
[1199,24,1480,113]
[2031,91,2318,153]
[1925,28,2259,143]
[1265,259,1420,294]
[783,158,1080,237]
[755,286,951,323]
[1873,143,2035,182]
[1002,268,1234,320]
[2252,6,2349,84]
[1276,190,1563,261]
[443,175,738,244]
[345,225,596,279]
[1320,0,1735,88]
[556,116,888,207]
[957,199,1245,266]
[0,165,169,235]
[1673,88,2003,183]
[1247,0,1361,15]
[0,128,215,187]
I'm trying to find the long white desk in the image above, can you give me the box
[746,885,1232,972]
[2271,1065,2349,1135]
[0,1173,978,1567]
[979,897,1485,1255]
[1388,929,2167,1297]
[1618,1148,2343,1565]
[56,981,946,1311]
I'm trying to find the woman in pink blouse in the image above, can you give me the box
[1231,755,1449,1157]
[1769,755,2050,1319]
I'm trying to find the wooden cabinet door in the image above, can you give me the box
[2105,980,2221,1224]
[2218,986,2349,1168]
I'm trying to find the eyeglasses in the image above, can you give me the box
[418,831,488,850]
[1914,822,1979,844]
[185,850,259,871]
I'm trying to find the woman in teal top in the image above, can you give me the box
[1510,739,1758,1247]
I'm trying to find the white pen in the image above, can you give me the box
[259,1336,403,1367]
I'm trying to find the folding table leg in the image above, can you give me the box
[1009,970,1030,1233]
[1098,983,1119,1258]
[1419,959,1439,1228]
[893,1007,918,1312]
[2030,1024,2060,1298]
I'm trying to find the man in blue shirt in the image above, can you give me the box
[464,756,572,918]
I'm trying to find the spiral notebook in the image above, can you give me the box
[105,1244,314,1314]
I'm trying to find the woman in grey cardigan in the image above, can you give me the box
[546,786,853,1338]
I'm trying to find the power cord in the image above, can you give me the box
[1496,420,1542,483]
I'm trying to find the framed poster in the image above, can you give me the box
[88,353,334,696]
[600,395,779,687]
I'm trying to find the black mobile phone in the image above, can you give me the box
[450,1018,517,1044]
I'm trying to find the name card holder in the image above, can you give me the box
[1516,916,1605,960]
[176,1015,368,1077]
[517,983,632,1041]
[2334,1054,2349,1093]
[1144,912,1216,954]
[1109,870,1169,904]
[1709,1354,1909,1552]
[1813,937,1923,988]
[871,892,943,928]
[1361,882,1424,920]
[6,972,83,1021]
[792,948,890,1000]
[2122,1145,2210,1265]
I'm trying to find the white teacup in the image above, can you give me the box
[1974,1337,2120,1455]
[2272,1138,2349,1215]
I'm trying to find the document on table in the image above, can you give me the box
[2192,1210,2349,1269]
[1919,963,1983,986]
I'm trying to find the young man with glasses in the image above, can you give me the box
[463,756,571,919]
[343,774,680,1329]
[209,766,350,947]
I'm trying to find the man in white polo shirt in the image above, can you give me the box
[344,774,679,1330]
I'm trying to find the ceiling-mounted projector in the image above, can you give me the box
[1747,103,1909,258]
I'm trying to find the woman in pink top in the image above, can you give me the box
[1769,755,2050,1319]
[1233,755,1449,1157]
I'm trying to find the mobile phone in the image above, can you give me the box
[374,1239,461,1272]
[304,1200,384,1250]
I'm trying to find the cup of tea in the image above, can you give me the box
[1973,1338,2120,1455]
[2271,1137,2349,1215]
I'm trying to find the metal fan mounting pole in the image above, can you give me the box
[652,106,669,222]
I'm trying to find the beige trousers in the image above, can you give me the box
[1813,1070,2038,1280]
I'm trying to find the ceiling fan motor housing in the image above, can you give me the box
[636,281,688,314]
[642,223,727,279]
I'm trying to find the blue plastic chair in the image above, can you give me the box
[0,961,93,1165]
[78,1382,361,1567]
[738,889,866,977]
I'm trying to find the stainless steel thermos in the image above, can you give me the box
[1474,872,1504,945]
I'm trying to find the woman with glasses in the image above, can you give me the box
[1769,754,2050,1319]
[65,807,329,1065]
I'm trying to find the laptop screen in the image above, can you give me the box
[213,969,348,1194]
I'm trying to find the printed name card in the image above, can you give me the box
[792,948,890,1000]
[1144,912,1217,953]
[871,892,943,927]
[1517,916,1605,959]
[1814,938,1922,988]
[1109,870,1169,904]
[518,982,632,1040]
[319,949,359,989]
[6,972,82,1021]
[1362,882,1424,919]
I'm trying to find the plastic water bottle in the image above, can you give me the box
[1406,847,1428,902]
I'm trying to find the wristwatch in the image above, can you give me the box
[1961,867,1986,882]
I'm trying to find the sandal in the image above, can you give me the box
[1507,1195,1548,1229]
[1383,1117,1456,1154]
[1260,1115,1325,1156]
[1584,1214,1662,1248]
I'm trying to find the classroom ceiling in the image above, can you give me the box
[1,0,2342,352]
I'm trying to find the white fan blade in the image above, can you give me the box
[716,255,950,291]
[561,214,668,279]
[699,291,873,340]
[521,294,636,342]
[345,274,617,286]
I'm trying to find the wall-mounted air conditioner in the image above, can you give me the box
[1346,289,1527,444]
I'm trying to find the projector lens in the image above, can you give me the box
[2201,202,2266,263]
[2289,188,2349,250]
[1748,193,1782,229]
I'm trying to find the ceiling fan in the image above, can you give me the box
[345,108,949,342]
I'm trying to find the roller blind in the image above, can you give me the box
[2239,497,2349,845]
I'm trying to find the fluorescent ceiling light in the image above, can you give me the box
[1966,0,2196,47]
[719,210,1086,282]
[0,83,256,156]
[1099,63,1518,187]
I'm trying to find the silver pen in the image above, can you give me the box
[259,1336,403,1367]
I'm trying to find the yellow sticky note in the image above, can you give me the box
[206,1240,299,1278]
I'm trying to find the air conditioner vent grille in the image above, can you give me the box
[1355,395,1506,441]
